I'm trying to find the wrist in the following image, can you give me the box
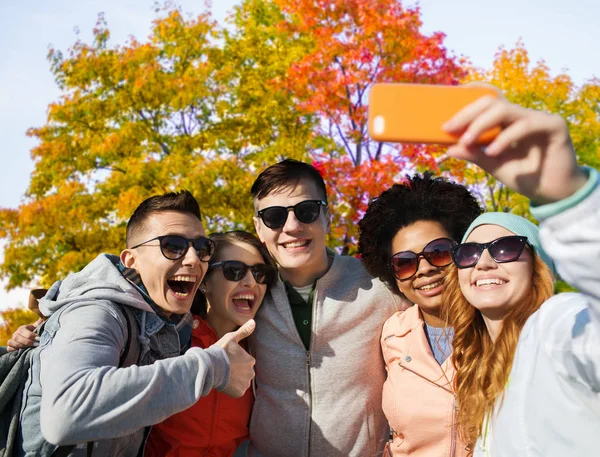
[531,167,599,221]
[533,167,589,205]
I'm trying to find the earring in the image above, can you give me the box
[199,286,207,294]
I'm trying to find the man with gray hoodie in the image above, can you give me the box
[16,190,256,457]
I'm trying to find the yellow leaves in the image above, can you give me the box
[3,3,598,290]
[459,41,599,217]
[0,308,39,346]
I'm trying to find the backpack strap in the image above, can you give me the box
[118,305,133,367]
[116,305,140,368]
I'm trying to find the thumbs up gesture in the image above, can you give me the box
[215,319,256,398]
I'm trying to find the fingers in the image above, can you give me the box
[7,326,40,352]
[442,94,498,134]
[230,319,256,344]
[484,119,534,156]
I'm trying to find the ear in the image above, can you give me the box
[253,216,266,243]
[324,207,331,233]
[120,248,137,269]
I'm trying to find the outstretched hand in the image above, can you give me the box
[442,85,588,204]
[214,319,256,398]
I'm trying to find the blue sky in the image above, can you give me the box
[1,0,598,310]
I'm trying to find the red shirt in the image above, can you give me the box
[144,316,254,457]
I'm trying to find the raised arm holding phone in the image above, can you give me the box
[443,86,599,456]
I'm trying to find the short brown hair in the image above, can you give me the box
[251,159,328,204]
[126,190,201,247]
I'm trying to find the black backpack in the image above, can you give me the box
[0,306,134,457]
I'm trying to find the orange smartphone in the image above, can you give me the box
[368,83,501,145]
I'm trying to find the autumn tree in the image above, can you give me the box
[0,0,469,287]
[0,4,315,289]
[456,42,600,216]
[230,0,467,252]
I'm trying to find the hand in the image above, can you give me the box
[214,319,256,398]
[443,84,588,205]
[7,318,44,352]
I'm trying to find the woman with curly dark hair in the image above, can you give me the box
[358,173,481,457]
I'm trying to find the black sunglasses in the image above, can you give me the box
[131,235,216,262]
[452,236,529,269]
[390,237,456,280]
[257,200,327,229]
[208,260,276,285]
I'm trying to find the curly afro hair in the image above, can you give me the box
[358,173,482,295]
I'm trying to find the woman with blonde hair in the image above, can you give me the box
[442,86,600,456]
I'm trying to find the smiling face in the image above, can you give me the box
[253,178,329,287]
[458,224,534,321]
[202,241,269,336]
[120,211,208,317]
[391,220,453,325]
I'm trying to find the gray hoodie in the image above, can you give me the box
[248,253,407,457]
[18,254,230,457]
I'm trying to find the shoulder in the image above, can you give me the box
[323,254,408,309]
[51,301,131,345]
[522,292,590,349]
[382,305,418,339]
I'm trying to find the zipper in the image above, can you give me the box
[387,427,395,457]
[398,361,454,395]
[305,278,321,457]
[203,393,219,456]
[398,361,458,456]
[306,350,312,457]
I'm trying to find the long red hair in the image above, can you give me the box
[443,254,554,453]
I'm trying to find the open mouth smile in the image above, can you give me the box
[232,293,256,313]
[167,274,198,298]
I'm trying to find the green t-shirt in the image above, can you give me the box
[284,280,315,350]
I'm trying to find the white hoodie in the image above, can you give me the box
[475,171,600,457]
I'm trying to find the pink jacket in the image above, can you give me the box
[381,304,468,457]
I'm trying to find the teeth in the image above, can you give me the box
[173,291,191,298]
[170,275,196,282]
[476,278,506,287]
[418,280,443,291]
[233,294,255,300]
[283,240,309,248]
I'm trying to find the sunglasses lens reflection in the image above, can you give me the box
[423,239,454,267]
[490,238,525,262]
[159,236,214,261]
[391,254,418,280]
[160,236,188,259]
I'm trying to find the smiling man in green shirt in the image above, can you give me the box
[246,159,407,457]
